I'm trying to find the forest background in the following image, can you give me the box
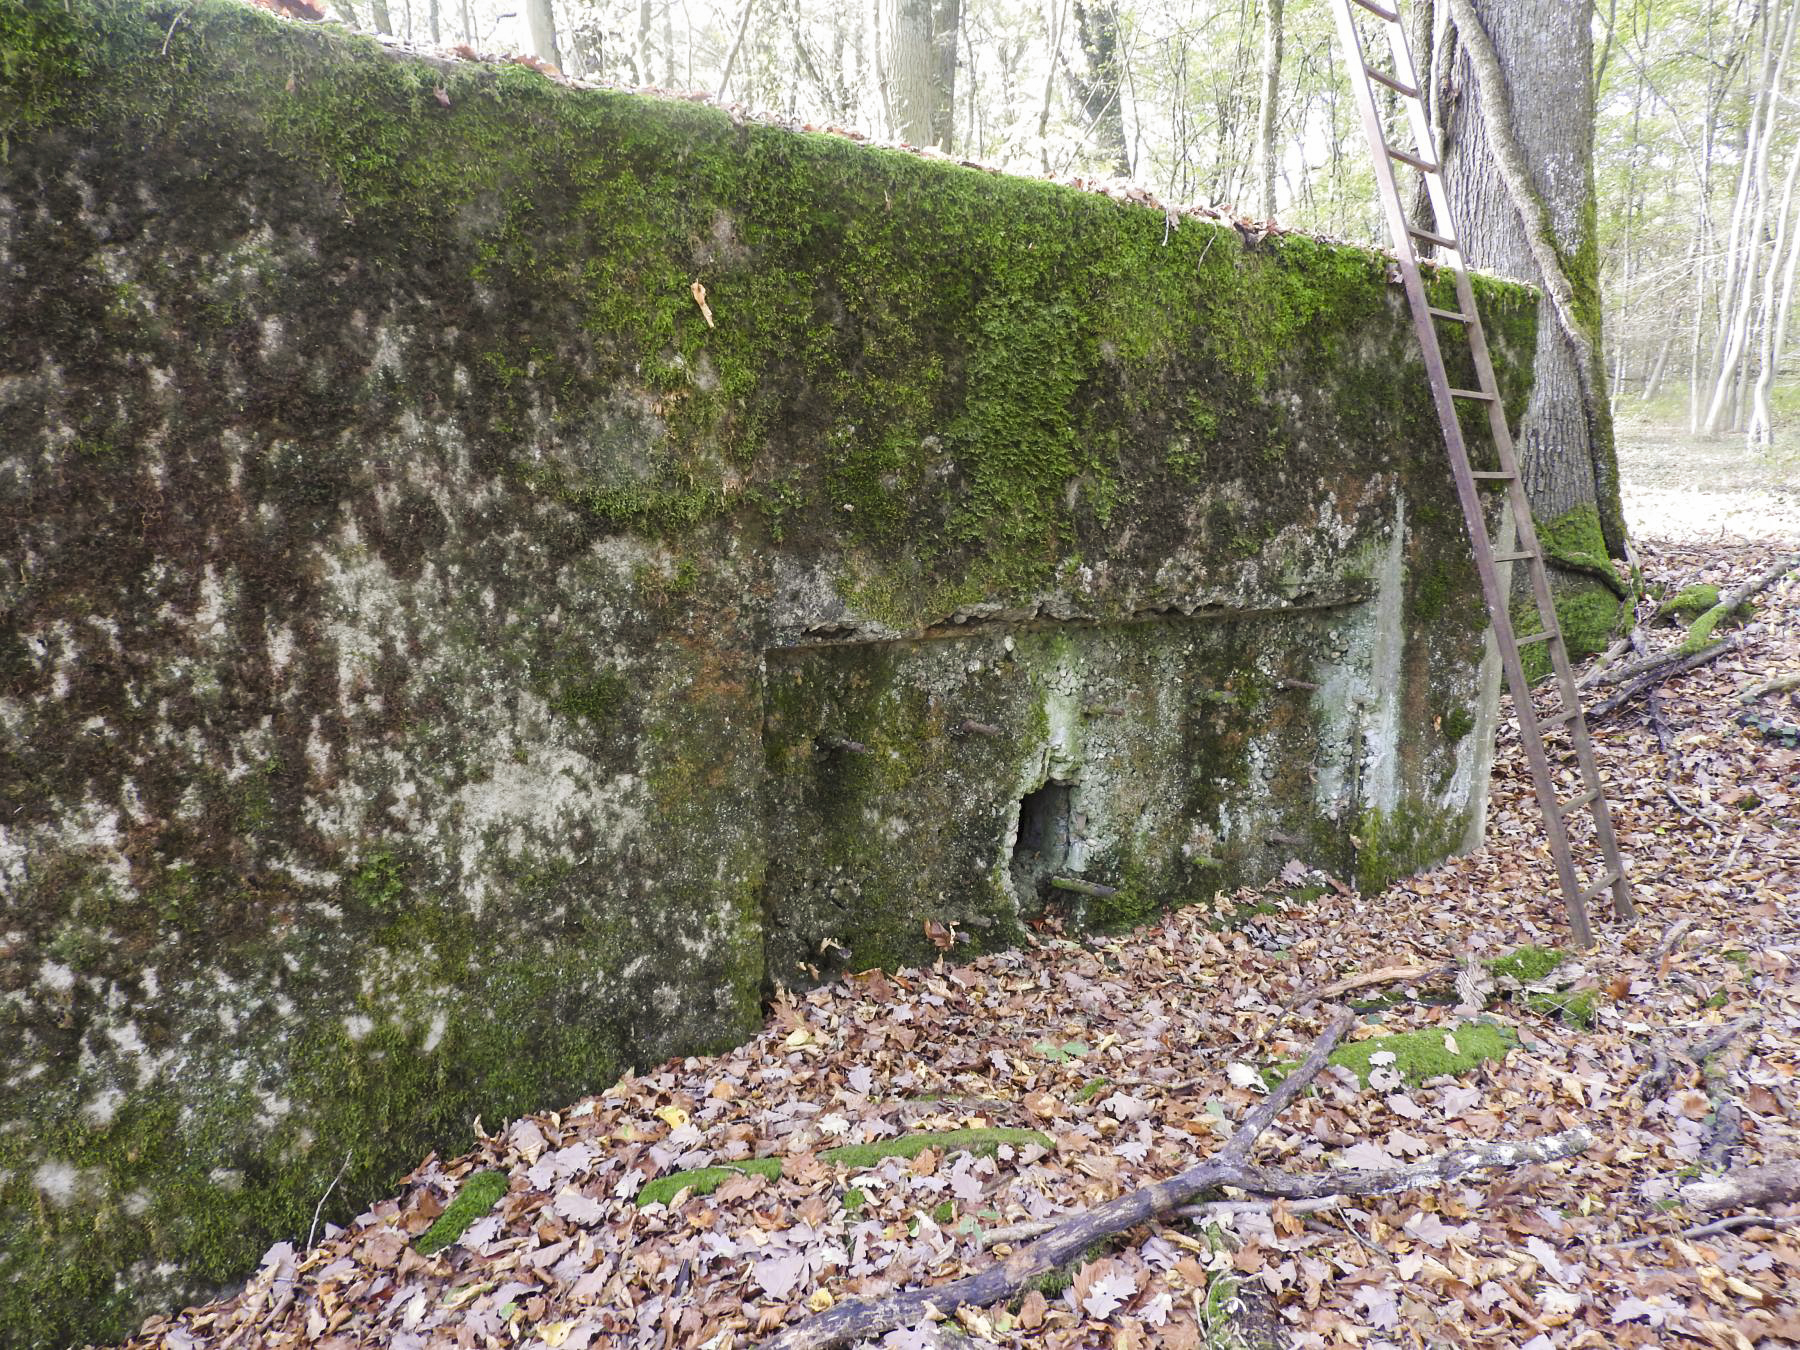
[298,0,1800,467]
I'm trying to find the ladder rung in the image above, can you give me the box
[1385,144,1441,173]
[1364,65,1419,99]
[1409,225,1458,250]
[1516,630,1560,649]
[1490,550,1536,563]
[1558,787,1601,819]
[1448,386,1497,401]
[1470,470,1515,481]
[1580,869,1623,903]
[1428,305,1470,322]
[1351,0,1401,20]
[1539,708,1580,729]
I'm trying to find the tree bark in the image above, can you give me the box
[1255,0,1283,219]
[368,0,391,35]
[522,0,563,69]
[1440,0,1628,567]
[890,0,958,150]
[1070,1,1130,178]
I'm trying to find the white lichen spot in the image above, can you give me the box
[81,1088,124,1127]
[421,1010,448,1054]
[33,1161,82,1206]
[343,1014,374,1042]
[39,961,76,992]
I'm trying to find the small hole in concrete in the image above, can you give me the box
[1009,781,1072,903]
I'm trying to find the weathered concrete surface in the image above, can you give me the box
[0,1,1535,1342]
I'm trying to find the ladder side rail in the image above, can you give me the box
[1383,19,1634,923]
[1328,0,1595,945]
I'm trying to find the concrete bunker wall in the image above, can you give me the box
[0,1,1536,1342]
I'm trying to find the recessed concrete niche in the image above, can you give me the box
[0,2,1534,1341]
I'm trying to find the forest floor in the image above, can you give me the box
[127,460,1799,1350]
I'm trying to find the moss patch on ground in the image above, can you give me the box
[1326,1021,1518,1087]
[1524,989,1599,1029]
[1487,944,1567,984]
[635,1127,1052,1207]
[414,1171,509,1255]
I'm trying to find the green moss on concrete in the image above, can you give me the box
[415,1171,509,1255]
[1354,801,1470,892]
[1327,1021,1517,1087]
[635,1127,1053,1207]
[1488,944,1567,983]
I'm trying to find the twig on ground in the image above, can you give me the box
[305,1151,354,1250]
[763,1011,1593,1350]
[1654,917,1694,964]
[1590,639,1740,719]
[1578,636,1634,688]
[1610,1213,1800,1250]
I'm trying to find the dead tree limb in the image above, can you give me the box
[1590,640,1740,719]
[1284,964,1453,1008]
[1739,671,1800,704]
[1634,1014,1762,1099]
[762,1013,1592,1350]
[1611,1212,1800,1250]
[1680,1161,1800,1213]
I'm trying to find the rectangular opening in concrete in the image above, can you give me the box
[1009,780,1074,904]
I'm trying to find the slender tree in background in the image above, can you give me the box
[1439,0,1630,599]
[1255,0,1282,219]
[525,0,565,66]
[1069,1,1131,177]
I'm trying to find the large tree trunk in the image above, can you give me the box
[1439,0,1629,625]
[891,0,958,150]
[523,0,563,69]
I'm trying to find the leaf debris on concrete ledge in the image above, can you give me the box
[122,536,1800,1348]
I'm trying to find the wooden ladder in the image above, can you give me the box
[1326,0,1634,947]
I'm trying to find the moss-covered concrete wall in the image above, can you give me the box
[0,1,1536,1342]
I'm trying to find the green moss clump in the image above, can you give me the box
[1354,802,1469,892]
[1524,989,1598,1029]
[551,667,629,724]
[1534,503,1615,578]
[1326,1021,1517,1087]
[1657,584,1721,620]
[635,1127,1053,1207]
[1487,943,1566,984]
[1441,706,1477,742]
[636,1159,782,1207]
[349,850,407,913]
[415,1170,509,1254]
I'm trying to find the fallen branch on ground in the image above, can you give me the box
[1590,639,1740,719]
[1611,1212,1800,1250]
[1589,556,1795,704]
[1578,635,1635,689]
[1738,670,1800,703]
[1284,964,1453,1008]
[1634,1014,1762,1100]
[1680,1160,1800,1213]
[762,1012,1592,1350]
